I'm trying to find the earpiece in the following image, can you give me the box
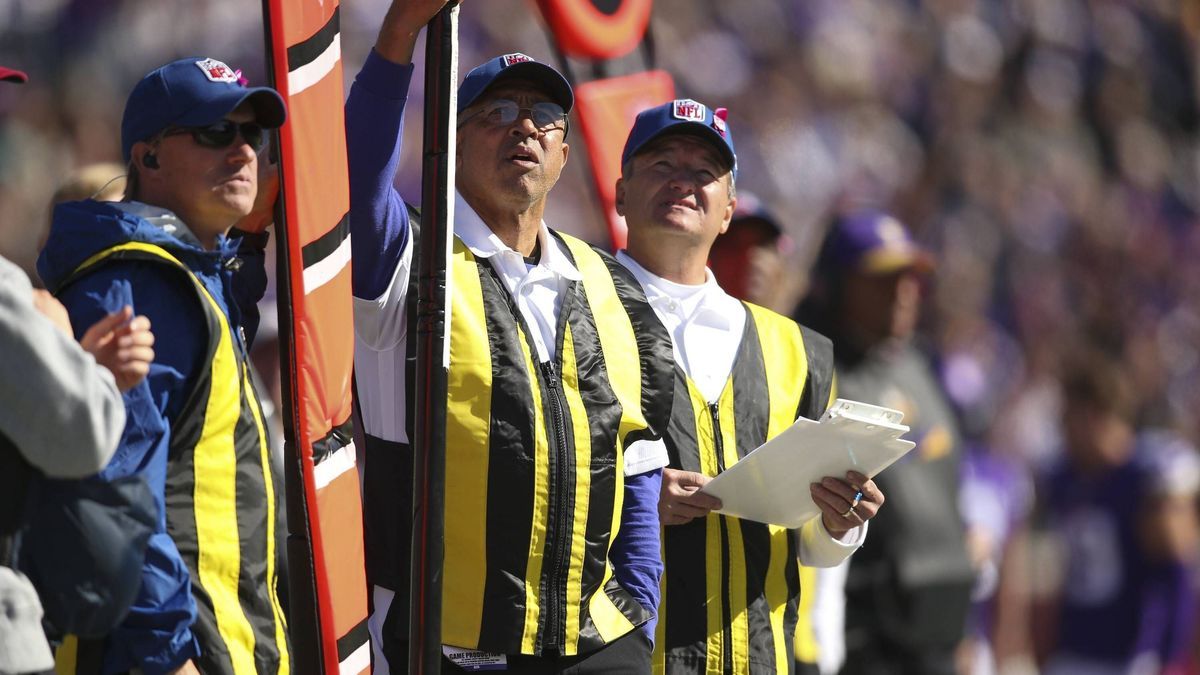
[143,152,159,170]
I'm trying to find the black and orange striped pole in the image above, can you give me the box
[411,2,460,673]
[262,1,370,673]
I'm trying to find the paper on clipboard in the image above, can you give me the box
[697,399,916,528]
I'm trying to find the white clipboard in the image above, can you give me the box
[697,399,916,528]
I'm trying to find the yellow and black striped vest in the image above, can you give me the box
[56,242,289,675]
[362,230,674,657]
[653,304,834,675]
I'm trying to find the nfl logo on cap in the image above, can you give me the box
[502,53,535,67]
[672,99,707,122]
[195,58,238,83]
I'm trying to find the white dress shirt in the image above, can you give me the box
[454,194,582,364]
[616,250,867,560]
[354,196,667,475]
[616,251,745,402]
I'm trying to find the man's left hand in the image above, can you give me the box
[810,471,884,538]
[233,157,279,234]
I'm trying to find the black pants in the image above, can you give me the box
[436,630,652,674]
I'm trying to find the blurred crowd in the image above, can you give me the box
[3,0,1200,673]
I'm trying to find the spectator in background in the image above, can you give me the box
[51,163,127,204]
[796,211,974,675]
[955,441,1034,675]
[36,57,286,674]
[1029,353,1199,675]
[707,191,793,313]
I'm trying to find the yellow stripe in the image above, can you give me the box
[53,635,77,674]
[718,388,750,674]
[77,243,260,671]
[193,266,259,674]
[765,525,791,671]
[560,234,651,645]
[581,529,638,639]
[691,380,719,480]
[690,380,724,675]
[71,240,177,276]
[557,236,647,441]
[242,363,289,671]
[585,418,631,645]
[443,243,493,648]
[745,304,808,436]
[716,384,739,502]
[704,513,724,675]
[727,521,751,675]
[559,325,593,655]
[516,301,549,654]
[746,305,811,671]
[586,589,636,644]
[793,565,821,663]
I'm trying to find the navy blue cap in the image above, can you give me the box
[819,211,933,276]
[121,57,286,162]
[458,53,573,114]
[621,99,737,178]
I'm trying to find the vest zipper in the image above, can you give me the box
[542,359,572,651]
[710,402,734,672]
[709,403,727,472]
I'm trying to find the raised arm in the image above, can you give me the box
[375,0,455,64]
[345,0,454,301]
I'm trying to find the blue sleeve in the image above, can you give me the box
[346,49,414,300]
[609,468,664,644]
[58,263,204,672]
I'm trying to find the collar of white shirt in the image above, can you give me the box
[455,193,583,282]
[614,249,739,330]
[615,250,747,403]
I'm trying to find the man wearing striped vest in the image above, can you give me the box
[38,58,290,674]
[613,99,886,675]
[348,1,675,672]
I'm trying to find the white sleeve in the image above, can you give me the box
[624,437,669,476]
[809,562,850,675]
[353,236,414,445]
[353,232,414,352]
[0,257,124,477]
[797,516,868,567]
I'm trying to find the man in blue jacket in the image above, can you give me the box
[38,57,288,675]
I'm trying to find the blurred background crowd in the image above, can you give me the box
[3,0,1200,673]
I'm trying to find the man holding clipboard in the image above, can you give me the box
[613,99,885,675]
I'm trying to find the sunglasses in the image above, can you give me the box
[458,99,567,133]
[161,120,267,152]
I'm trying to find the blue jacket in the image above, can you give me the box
[37,200,266,674]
